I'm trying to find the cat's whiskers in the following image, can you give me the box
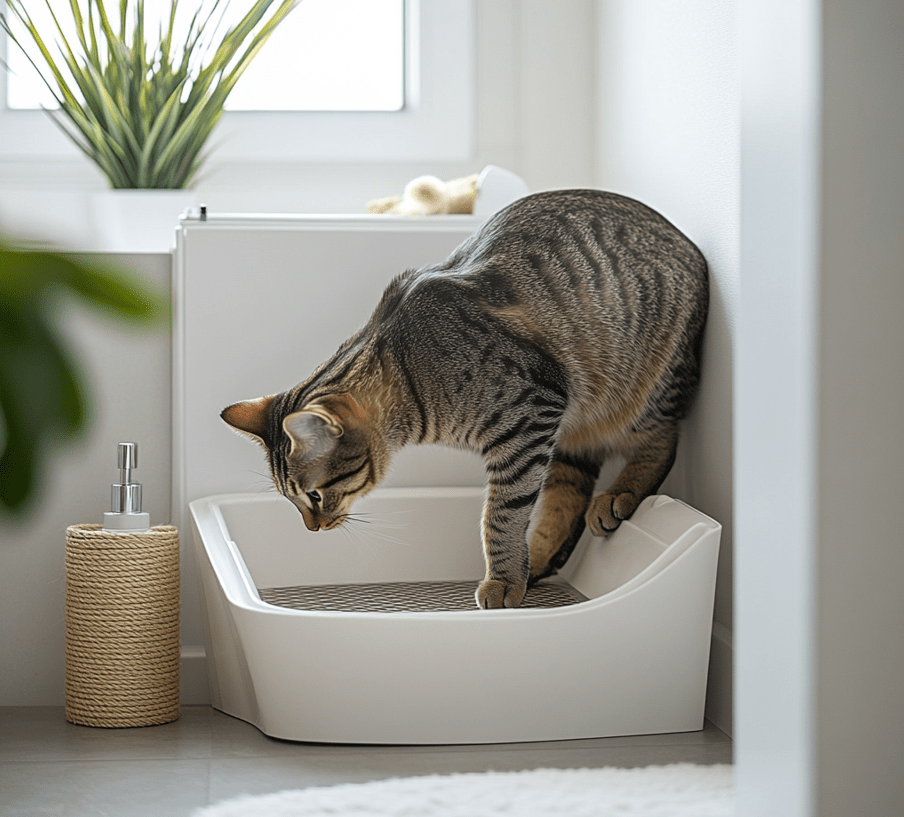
[337,521,359,549]
[247,482,278,496]
[337,513,410,548]
[342,515,410,531]
[243,470,279,495]
[336,515,382,556]
[348,525,409,549]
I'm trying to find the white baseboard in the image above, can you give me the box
[180,645,210,705]
[705,621,733,737]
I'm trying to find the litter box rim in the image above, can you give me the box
[189,488,720,621]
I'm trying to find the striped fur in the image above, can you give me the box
[221,190,708,609]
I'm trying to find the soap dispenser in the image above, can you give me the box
[65,440,180,728]
[102,442,151,532]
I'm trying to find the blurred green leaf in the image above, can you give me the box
[0,240,166,515]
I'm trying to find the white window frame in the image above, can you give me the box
[0,0,474,183]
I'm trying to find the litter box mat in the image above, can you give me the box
[257,579,588,613]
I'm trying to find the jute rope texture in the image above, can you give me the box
[65,524,180,728]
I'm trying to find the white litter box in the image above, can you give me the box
[189,487,720,744]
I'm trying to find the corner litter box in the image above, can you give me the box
[189,488,720,744]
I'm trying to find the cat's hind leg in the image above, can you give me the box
[528,450,601,586]
[586,420,679,536]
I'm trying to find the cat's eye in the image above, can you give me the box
[306,490,322,504]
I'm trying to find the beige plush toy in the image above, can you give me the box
[367,173,480,215]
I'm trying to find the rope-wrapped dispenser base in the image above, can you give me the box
[65,524,180,728]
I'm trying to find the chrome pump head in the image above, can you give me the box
[103,442,150,532]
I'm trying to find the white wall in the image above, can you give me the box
[594,0,740,735]
[737,0,820,810]
[738,0,904,814]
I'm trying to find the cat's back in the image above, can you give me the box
[450,189,705,286]
[446,189,707,430]
[443,189,707,349]
[382,189,707,354]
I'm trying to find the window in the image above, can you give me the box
[0,0,474,175]
[5,0,405,113]
[225,0,404,112]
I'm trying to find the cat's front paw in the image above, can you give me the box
[476,578,526,609]
[586,490,639,536]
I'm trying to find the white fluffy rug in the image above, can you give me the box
[193,764,734,817]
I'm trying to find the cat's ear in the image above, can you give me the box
[283,408,342,461]
[221,396,275,444]
[319,394,367,428]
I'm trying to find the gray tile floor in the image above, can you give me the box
[1,706,732,816]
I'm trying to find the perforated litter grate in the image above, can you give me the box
[257,579,588,613]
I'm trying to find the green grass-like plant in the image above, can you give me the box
[1,0,298,189]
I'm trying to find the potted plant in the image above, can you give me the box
[1,0,298,246]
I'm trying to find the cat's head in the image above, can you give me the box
[221,394,379,531]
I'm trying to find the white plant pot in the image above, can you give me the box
[91,189,196,252]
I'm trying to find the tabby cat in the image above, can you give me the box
[222,189,708,609]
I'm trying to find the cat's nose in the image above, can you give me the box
[296,505,321,531]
